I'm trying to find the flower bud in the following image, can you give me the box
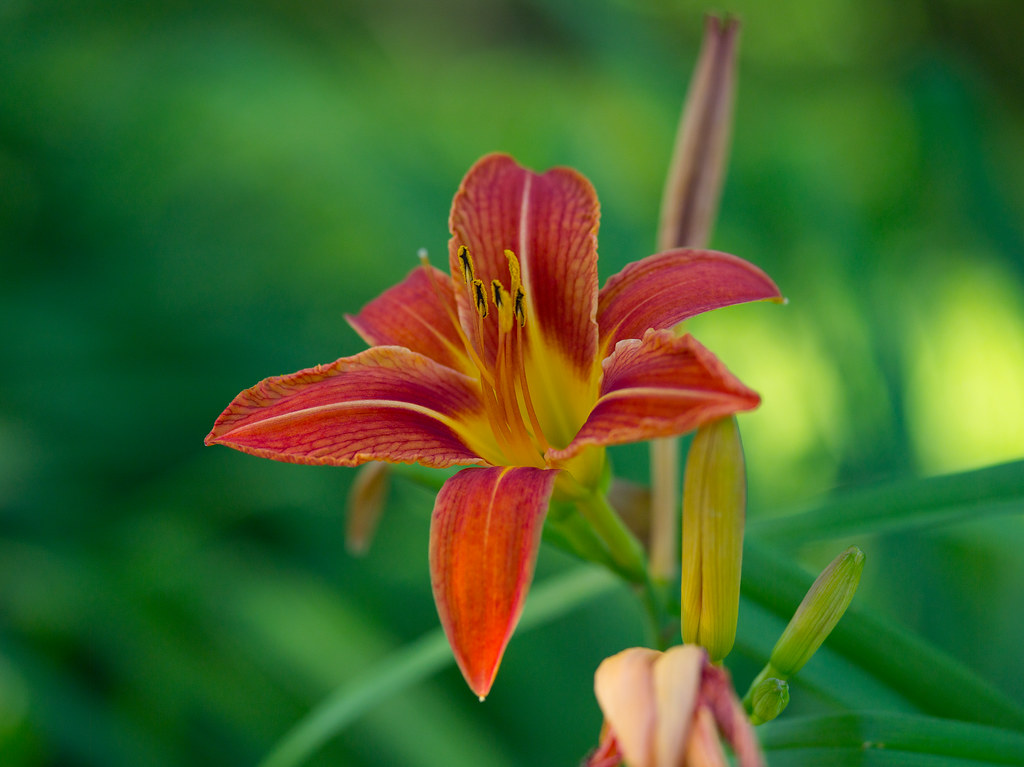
[589,645,765,767]
[770,546,865,677]
[648,15,742,583]
[681,416,746,662]
[658,14,740,252]
[749,677,789,725]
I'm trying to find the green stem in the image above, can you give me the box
[566,486,672,646]
[543,501,623,576]
[648,437,680,581]
[571,488,648,584]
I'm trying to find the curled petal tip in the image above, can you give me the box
[598,249,783,351]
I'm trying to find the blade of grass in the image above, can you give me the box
[761,712,1024,766]
[742,541,1024,730]
[257,565,620,767]
[749,460,1024,545]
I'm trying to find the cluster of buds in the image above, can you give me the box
[591,414,864,761]
[587,15,866,765]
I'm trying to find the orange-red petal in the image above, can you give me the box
[597,249,782,353]
[346,265,473,376]
[205,346,493,468]
[429,466,558,698]
[550,329,760,462]
[448,153,600,375]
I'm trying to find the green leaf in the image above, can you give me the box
[749,460,1024,545]
[257,565,620,767]
[760,712,1024,766]
[741,541,1024,730]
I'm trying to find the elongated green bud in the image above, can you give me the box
[749,677,789,725]
[681,416,746,662]
[770,546,865,676]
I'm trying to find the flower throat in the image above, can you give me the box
[421,246,551,467]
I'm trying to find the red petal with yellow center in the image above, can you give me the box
[549,329,760,462]
[449,153,599,373]
[346,265,474,376]
[205,346,494,468]
[597,249,782,353]
[448,154,601,446]
[429,466,558,698]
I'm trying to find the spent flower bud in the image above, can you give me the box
[589,645,765,767]
[345,461,390,555]
[658,14,740,251]
[681,416,746,662]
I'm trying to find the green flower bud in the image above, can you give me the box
[681,416,746,662]
[770,546,865,677]
[749,677,789,725]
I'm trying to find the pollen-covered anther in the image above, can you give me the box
[491,280,515,333]
[472,279,489,318]
[503,249,522,292]
[513,287,526,328]
[458,245,476,285]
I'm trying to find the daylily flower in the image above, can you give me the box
[205,153,781,698]
[588,645,764,767]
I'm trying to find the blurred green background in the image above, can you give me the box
[2,0,1023,764]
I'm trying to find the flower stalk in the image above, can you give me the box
[649,15,742,581]
[569,484,649,586]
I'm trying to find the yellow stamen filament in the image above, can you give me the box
[512,321,551,453]
[423,245,556,467]
[491,282,535,454]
